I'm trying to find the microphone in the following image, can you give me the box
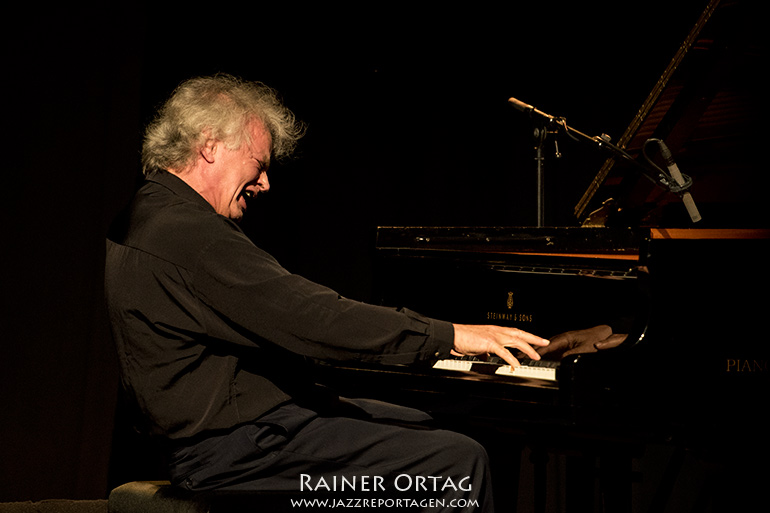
[507,97,556,123]
[658,141,702,223]
[507,97,534,113]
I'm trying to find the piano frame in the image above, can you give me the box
[312,226,769,512]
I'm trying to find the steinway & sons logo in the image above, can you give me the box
[485,291,533,324]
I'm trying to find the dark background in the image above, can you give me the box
[2,0,722,502]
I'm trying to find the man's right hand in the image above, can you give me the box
[451,324,550,368]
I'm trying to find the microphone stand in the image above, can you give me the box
[508,97,697,223]
[533,118,548,227]
[513,98,559,227]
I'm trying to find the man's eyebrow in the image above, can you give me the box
[252,156,270,170]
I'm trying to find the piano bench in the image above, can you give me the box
[107,481,295,513]
[108,482,206,513]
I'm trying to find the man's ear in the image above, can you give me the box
[200,138,217,164]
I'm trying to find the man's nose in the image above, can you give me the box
[258,172,270,192]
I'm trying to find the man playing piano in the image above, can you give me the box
[104,74,617,511]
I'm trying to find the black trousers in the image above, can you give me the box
[168,398,494,512]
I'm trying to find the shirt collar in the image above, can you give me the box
[146,169,216,213]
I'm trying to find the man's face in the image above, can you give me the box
[206,120,272,221]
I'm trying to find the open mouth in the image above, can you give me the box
[237,190,255,214]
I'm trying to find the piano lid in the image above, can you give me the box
[575,0,766,228]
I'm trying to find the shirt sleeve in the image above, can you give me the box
[190,224,455,365]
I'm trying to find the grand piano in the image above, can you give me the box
[314,1,768,510]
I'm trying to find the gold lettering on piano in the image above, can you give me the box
[489,291,532,323]
[486,311,534,323]
[726,359,767,373]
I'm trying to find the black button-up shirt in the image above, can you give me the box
[105,170,454,441]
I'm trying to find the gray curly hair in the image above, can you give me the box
[141,74,305,175]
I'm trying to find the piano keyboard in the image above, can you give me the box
[433,358,559,381]
[494,360,559,381]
